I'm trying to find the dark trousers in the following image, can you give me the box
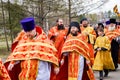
[99,71,103,80]
[111,40,119,69]
[99,69,109,80]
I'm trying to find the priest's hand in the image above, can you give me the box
[97,47,101,51]
[60,59,64,65]
[54,67,60,75]
[84,32,89,36]
[86,60,90,64]
[8,61,20,71]
[8,63,14,71]
[55,32,59,36]
[64,36,67,39]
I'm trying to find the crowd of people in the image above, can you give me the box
[0,17,120,80]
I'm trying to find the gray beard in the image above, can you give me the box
[108,26,115,31]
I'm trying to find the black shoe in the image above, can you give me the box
[111,69,117,71]
[100,77,103,80]
[104,69,109,77]
[104,73,108,77]
[104,74,108,77]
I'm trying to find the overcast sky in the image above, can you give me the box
[90,0,120,13]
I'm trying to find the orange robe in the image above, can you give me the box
[105,29,120,42]
[62,34,95,80]
[48,26,68,60]
[81,26,96,66]
[5,26,58,80]
[105,28,120,65]
[0,58,11,80]
[48,26,68,80]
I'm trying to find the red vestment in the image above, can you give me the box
[48,26,68,80]
[62,34,95,80]
[80,26,96,66]
[5,26,58,80]
[0,58,11,80]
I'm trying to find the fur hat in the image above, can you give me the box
[20,17,35,32]
[109,18,116,24]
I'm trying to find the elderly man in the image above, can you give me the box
[5,17,58,80]
[105,18,120,71]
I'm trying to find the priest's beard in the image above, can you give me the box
[83,24,88,28]
[71,32,78,36]
[108,26,115,31]
[58,24,65,30]
[27,33,37,40]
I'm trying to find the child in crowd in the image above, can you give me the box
[92,28,115,80]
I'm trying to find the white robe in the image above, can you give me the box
[78,55,84,80]
[36,61,51,80]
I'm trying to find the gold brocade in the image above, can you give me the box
[68,51,79,80]
[68,77,77,80]
[62,34,95,80]
[81,26,96,44]
[0,59,11,80]
[19,60,38,80]
[5,27,58,80]
[105,29,120,42]
[5,31,58,66]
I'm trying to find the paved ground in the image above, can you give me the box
[94,64,120,80]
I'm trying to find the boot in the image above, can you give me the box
[99,71,103,80]
[104,69,109,77]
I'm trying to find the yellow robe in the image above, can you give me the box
[92,36,115,70]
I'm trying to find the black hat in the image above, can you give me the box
[109,18,116,24]
[67,22,81,36]
[98,23,104,29]
[70,22,80,28]
[80,18,88,24]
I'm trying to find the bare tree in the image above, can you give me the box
[1,0,9,51]
[8,0,13,43]
[68,0,71,24]
[69,0,109,18]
